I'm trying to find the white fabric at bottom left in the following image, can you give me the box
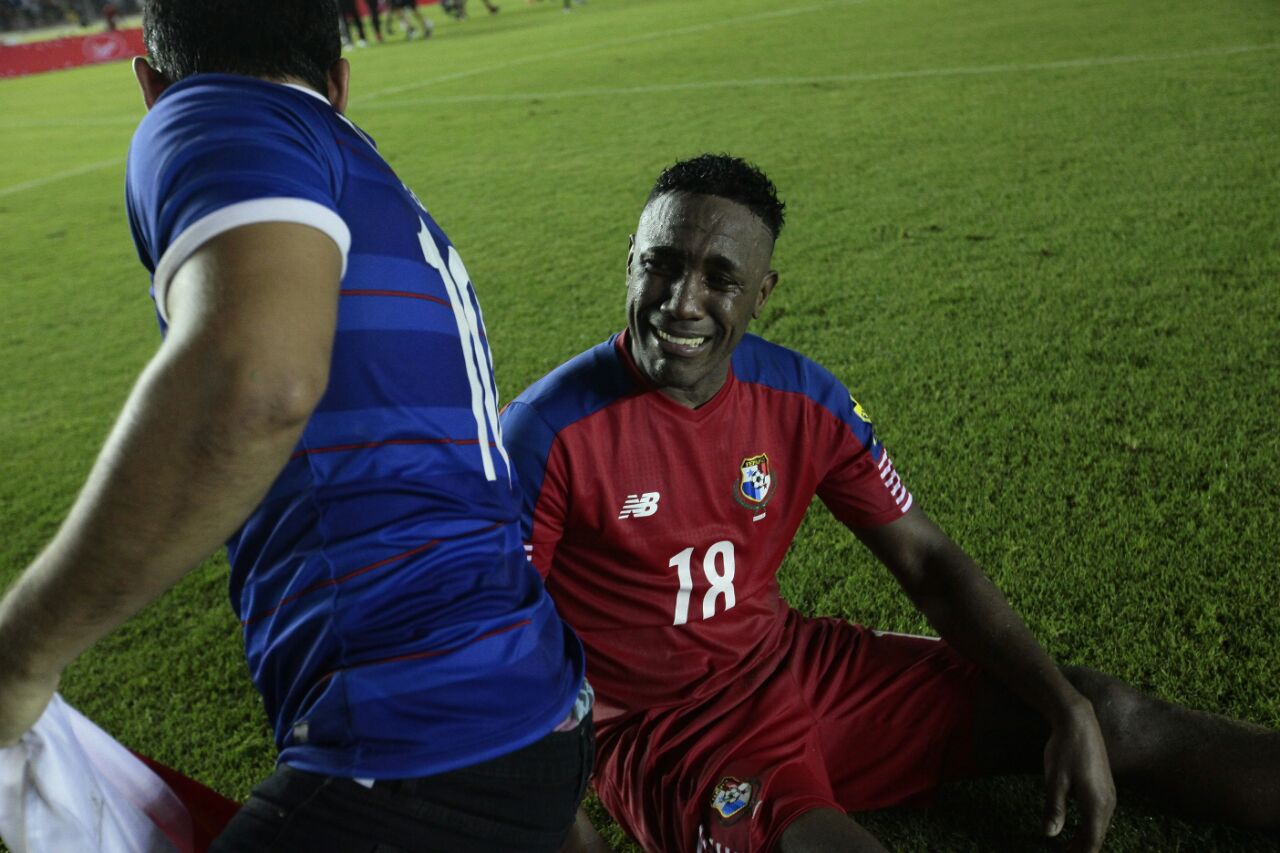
[0,693,187,853]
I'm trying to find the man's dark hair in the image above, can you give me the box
[143,0,341,94]
[648,153,786,240]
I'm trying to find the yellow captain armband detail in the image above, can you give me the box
[850,395,873,424]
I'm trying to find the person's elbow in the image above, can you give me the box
[161,339,330,447]
[860,508,961,601]
[158,221,345,441]
[220,358,329,437]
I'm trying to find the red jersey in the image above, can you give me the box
[502,331,911,725]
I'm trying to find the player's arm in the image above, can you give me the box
[854,506,1116,853]
[0,221,342,745]
[559,807,612,853]
[499,401,570,579]
[501,407,604,852]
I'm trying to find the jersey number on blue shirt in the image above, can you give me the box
[415,219,510,482]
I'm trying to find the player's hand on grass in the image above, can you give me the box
[1042,701,1116,853]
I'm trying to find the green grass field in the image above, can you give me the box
[2,0,1278,849]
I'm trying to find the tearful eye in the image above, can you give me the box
[642,258,675,274]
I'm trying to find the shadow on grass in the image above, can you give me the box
[858,777,1279,852]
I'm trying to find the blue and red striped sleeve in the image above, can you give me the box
[502,399,567,578]
[732,335,913,528]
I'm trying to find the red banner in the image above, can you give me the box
[0,3,450,81]
[0,28,146,80]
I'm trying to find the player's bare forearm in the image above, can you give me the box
[916,551,1083,719]
[559,807,612,853]
[858,507,1083,722]
[0,334,315,675]
[857,506,1116,850]
[0,223,341,742]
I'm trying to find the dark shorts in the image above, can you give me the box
[390,0,417,9]
[594,615,984,852]
[210,717,594,852]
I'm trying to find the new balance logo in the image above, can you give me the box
[618,492,660,519]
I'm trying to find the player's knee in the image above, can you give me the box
[1062,666,1157,765]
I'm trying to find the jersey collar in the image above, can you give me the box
[614,329,736,422]
[281,82,331,105]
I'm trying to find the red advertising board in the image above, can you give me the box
[0,28,147,79]
[0,1,445,81]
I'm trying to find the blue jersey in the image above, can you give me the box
[125,74,583,778]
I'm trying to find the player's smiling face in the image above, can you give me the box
[625,192,778,408]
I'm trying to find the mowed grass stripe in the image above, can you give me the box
[358,41,1280,107]
[351,0,868,102]
[9,39,1273,197]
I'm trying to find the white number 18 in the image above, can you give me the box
[670,540,736,625]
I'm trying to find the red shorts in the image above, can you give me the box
[593,611,985,852]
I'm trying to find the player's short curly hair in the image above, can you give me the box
[648,153,786,240]
[143,0,341,94]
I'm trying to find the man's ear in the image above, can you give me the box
[326,59,350,113]
[625,234,636,279]
[133,57,170,111]
[752,271,779,319]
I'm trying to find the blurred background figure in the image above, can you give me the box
[338,0,373,47]
[364,0,383,42]
[442,0,499,19]
[389,0,433,39]
[525,0,583,11]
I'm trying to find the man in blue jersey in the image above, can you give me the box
[0,1,590,850]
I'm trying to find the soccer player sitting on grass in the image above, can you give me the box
[0,0,590,850]
[500,153,1280,853]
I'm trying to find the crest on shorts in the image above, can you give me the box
[710,776,757,825]
[735,453,773,509]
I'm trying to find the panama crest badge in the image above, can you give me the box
[735,453,773,509]
[710,776,757,825]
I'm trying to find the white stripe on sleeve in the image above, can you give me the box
[152,197,351,325]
